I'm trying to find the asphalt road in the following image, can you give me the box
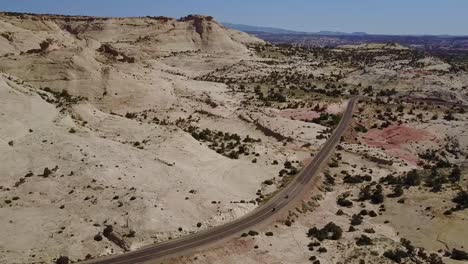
[85,98,357,264]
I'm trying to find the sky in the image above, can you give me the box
[0,0,467,35]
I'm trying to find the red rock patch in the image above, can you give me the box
[360,124,435,165]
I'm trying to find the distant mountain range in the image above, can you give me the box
[222,22,369,36]
[222,22,468,54]
[223,22,467,37]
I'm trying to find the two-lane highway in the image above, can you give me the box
[85,97,357,264]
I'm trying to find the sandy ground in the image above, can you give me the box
[168,101,468,264]
[1,12,468,264]
[0,13,324,263]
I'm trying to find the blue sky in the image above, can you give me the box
[0,0,467,35]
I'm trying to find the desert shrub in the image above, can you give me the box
[188,126,259,159]
[126,230,136,238]
[287,167,298,175]
[41,167,52,177]
[397,105,404,112]
[248,230,259,236]
[383,249,409,263]
[337,196,353,207]
[355,235,373,246]
[425,169,448,192]
[350,214,363,226]
[329,160,339,168]
[369,211,378,217]
[388,185,404,198]
[307,222,342,241]
[279,169,288,177]
[419,150,437,161]
[444,111,455,121]
[404,170,421,186]
[377,88,397,97]
[449,167,461,183]
[380,174,401,185]
[263,180,274,185]
[311,113,341,128]
[227,151,239,159]
[363,85,373,94]
[125,113,137,119]
[103,225,113,237]
[55,256,70,264]
[318,247,327,253]
[451,249,468,260]
[325,173,335,185]
[452,191,468,210]
[354,124,368,133]
[358,185,372,201]
[344,175,372,184]
[401,238,415,254]
[308,242,321,249]
[94,234,103,241]
[371,185,385,204]
[362,175,372,181]
[427,253,444,264]
[204,98,218,108]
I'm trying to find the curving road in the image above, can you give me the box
[84,98,357,264]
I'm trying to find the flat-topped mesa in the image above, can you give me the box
[145,16,174,22]
[178,15,217,37]
[0,11,112,22]
[0,12,201,23]
[178,14,215,22]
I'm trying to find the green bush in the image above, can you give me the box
[449,167,461,183]
[355,235,373,246]
[248,230,259,236]
[307,222,342,241]
[337,196,353,207]
[452,191,468,210]
[388,185,404,198]
[383,249,408,263]
[350,214,363,226]
[451,249,468,261]
[55,256,70,264]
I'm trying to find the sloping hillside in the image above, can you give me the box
[0,12,263,113]
[0,13,321,264]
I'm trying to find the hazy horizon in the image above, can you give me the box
[221,22,468,36]
[1,0,467,35]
